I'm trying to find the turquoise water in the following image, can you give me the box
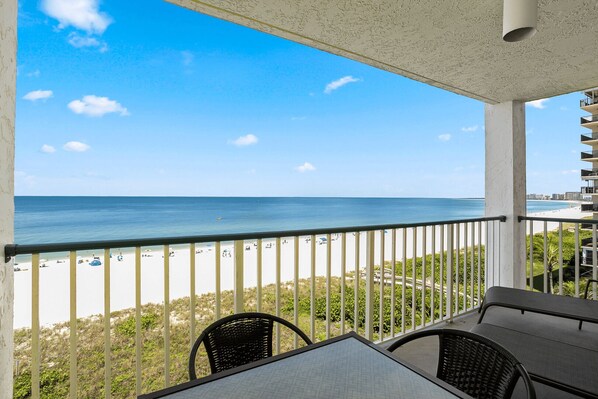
[14,196,571,244]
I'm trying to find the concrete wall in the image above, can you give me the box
[0,0,17,396]
[485,101,527,289]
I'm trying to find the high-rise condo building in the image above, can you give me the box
[580,88,598,266]
[581,88,598,214]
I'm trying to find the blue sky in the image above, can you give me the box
[15,0,586,197]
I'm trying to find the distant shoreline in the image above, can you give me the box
[14,197,571,245]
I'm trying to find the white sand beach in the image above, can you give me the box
[527,203,586,232]
[12,205,584,328]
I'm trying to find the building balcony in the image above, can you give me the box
[581,115,598,129]
[582,186,598,194]
[8,214,598,397]
[3,0,598,396]
[581,203,598,212]
[580,97,598,114]
[581,133,598,145]
[581,150,598,162]
[8,216,507,397]
[582,169,598,180]
[579,89,598,115]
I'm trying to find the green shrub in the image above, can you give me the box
[116,313,159,337]
[14,369,69,399]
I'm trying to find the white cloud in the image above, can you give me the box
[41,144,56,153]
[181,51,194,66]
[527,98,549,109]
[229,134,258,147]
[23,90,53,101]
[324,76,360,94]
[295,162,316,172]
[63,141,90,152]
[41,0,112,34]
[68,95,129,117]
[68,32,108,52]
[561,169,578,175]
[27,70,41,78]
[461,125,478,132]
[438,134,451,142]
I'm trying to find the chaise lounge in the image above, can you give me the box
[472,286,598,398]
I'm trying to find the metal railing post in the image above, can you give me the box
[575,224,580,297]
[365,231,375,340]
[69,251,77,398]
[593,226,597,300]
[103,248,111,399]
[234,240,244,314]
[294,236,299,347]
[326,234,331,339]
[189,243,196,348]
[163,245,170,387]
[135,247,142,396]
[446,224,454,322]
[31,253,40,399]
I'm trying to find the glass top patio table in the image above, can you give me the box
[140,332,471,399]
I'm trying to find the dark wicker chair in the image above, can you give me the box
[387,329,535,399]
[189,312,312,379]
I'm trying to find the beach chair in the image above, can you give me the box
[387,329,535,399]
[188,312,312,379]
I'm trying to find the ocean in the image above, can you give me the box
[14,196,571,244]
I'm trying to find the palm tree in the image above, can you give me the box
[531,236,560,294]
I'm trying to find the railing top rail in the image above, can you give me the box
[518,215,598,224]
[5,215,506,258]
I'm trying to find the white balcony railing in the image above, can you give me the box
[519,216,598,297]
[6,216,504,398]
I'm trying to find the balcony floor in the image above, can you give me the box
[381,310,588,398]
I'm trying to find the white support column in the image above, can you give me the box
[485,101,526,289]
[0,0,17,397]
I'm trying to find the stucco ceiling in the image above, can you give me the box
[167,0,598,104]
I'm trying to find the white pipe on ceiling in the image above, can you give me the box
[502,0,537,42]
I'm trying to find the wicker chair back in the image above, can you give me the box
[387,329,535,399]
[189,312,312,379]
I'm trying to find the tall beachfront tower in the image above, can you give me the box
[581,88,598,217]
[580,89,598,267]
